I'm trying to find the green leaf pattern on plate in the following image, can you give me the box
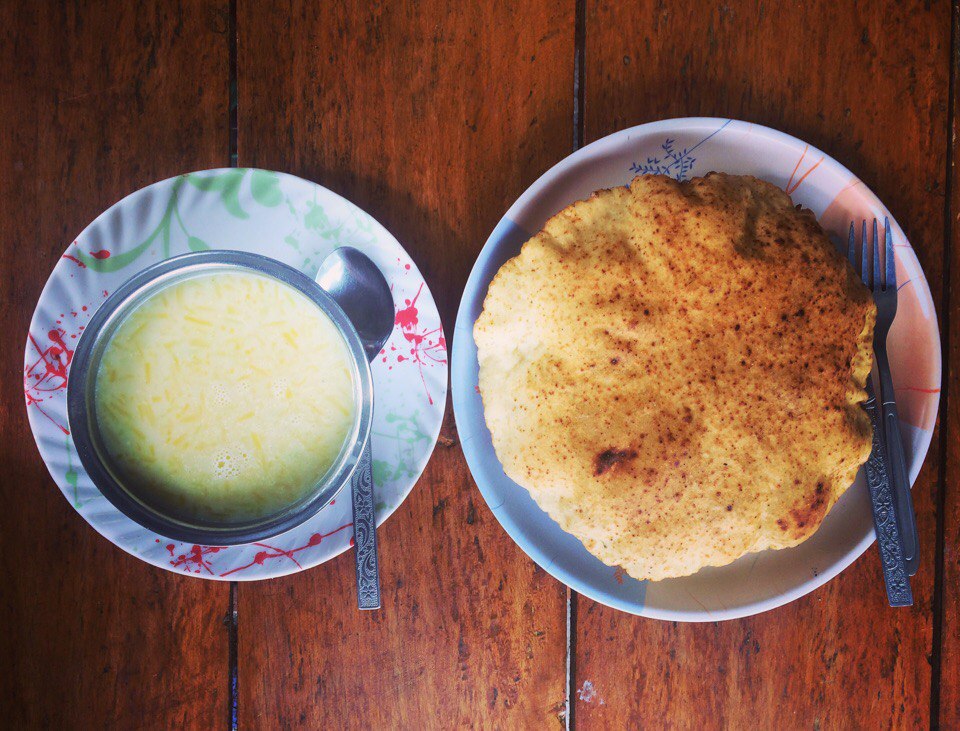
[188,169,249,219]
[250,169,283,207]
[278,191,355,270]
[65,436,81,507]
[75,170,286,272]
[372,412,432,484]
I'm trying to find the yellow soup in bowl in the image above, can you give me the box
[95,270,357,523]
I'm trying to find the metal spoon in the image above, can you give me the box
[317,247,394,610]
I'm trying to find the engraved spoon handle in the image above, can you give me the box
[862,381,912,607]
[351,445,381,610]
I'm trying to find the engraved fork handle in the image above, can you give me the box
[875,348,919,576]
[862,381,912,606]
[351,446,381,610]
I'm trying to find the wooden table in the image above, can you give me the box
[2,1,956,728]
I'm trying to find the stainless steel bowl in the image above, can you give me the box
[67,250,373,546]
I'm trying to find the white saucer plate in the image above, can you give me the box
[25,169,447,580]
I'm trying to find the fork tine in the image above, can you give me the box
[885,216,896,290]
[861,220,870,287]
[848,222,857,270]
[872,219,882,292]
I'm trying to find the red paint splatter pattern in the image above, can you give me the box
[380,263,447,405]
[159,523,354,577]
[23,294,106,434]
[23,330,74,434]
[169,544,225,575]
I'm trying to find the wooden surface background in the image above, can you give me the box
[1,0,956,728]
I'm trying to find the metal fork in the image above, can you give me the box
[862,219,919,575]
[847,220,915,605]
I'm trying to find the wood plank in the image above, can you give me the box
[939,3,959,726]
[0,2,230,727]
[575,1,950,728]
[235,1,572,726]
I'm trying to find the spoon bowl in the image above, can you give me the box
[317,247,395,361]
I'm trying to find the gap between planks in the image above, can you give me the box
[227,1,239,730]
[931,2,959,727]
[567,0,586,728]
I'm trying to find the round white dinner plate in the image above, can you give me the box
[452,118,939,620]
[25,169,447,579]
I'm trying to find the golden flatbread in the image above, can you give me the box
[474,173,875,582]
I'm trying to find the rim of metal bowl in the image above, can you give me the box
[67,250,373,546]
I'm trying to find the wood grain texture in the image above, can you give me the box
[0,2,230,727]
[940,2,960,727]
[575,1,950,728]
[235,1,572,727]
